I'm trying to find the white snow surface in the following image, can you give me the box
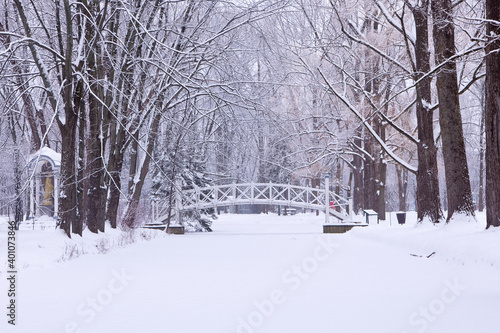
[1,212,500,333]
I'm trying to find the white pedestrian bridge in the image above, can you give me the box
[150,181,353,225]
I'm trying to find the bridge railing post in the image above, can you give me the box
[269,182,272,203]
[251,183,255,204]
[214,185,218,207]
[325,173,330,225]
[287,184,291,206]
[151,199,157,222]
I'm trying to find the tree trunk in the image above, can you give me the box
[122,110,163,228]
[13,150,23,228]
[86,100,106,233]
[352,127,364,213]
[0,18,42,152]
[75,79,86,236]
[106,158,124,229]
[485,0,500,228]
[107,0,162,228]
[15,70,42,151]
[376,75,394,221]
[102,0,122,229]
[478,82,485,213]
[363,134,377,210]
[59,120,78,238]
[431,0,474,220]
[106,126,127,229]
[128,132,140,196]
[9,115,23,228]
[57,0,78,238]
[85,0,106,233]
[13,0,74,234]
[412,2,443,222]
[377,121,387,221]
[396,165,408,212]
[335,158,342,212]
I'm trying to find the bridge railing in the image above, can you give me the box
[181,183,349,215]
[150,182,351,224]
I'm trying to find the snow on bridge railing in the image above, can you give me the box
[150,181,352,225]
[183,183,348,211]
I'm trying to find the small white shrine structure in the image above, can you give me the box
[27,146,61,218]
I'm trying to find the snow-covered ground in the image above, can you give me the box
[1,211,500,333]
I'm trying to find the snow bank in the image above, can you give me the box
[349,211,500,268]
[0,216,166,270]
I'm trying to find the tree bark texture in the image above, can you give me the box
[352,127,364,213]
[85,0,106,233]
[106,126,127,229]
[485,0,500,228]
[478,85,485,213]
[396,165,408,212]
[56,0,78,237]
[59,120,78,238]
[431,0,474,220]
[376,118,386,221]
[412,1,443,222]
[9,114,23,227]
[75,78,86,236]
[122,110,162,228]
[363,133,377,211]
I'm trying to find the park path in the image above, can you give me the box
[3,213,500,333]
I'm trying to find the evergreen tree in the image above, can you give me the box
[151,147,215,232]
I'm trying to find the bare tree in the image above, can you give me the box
[431,0,474,220]
[485,0,500,228]
[405,0,443,222]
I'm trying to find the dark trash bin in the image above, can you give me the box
[396,212,406,225]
